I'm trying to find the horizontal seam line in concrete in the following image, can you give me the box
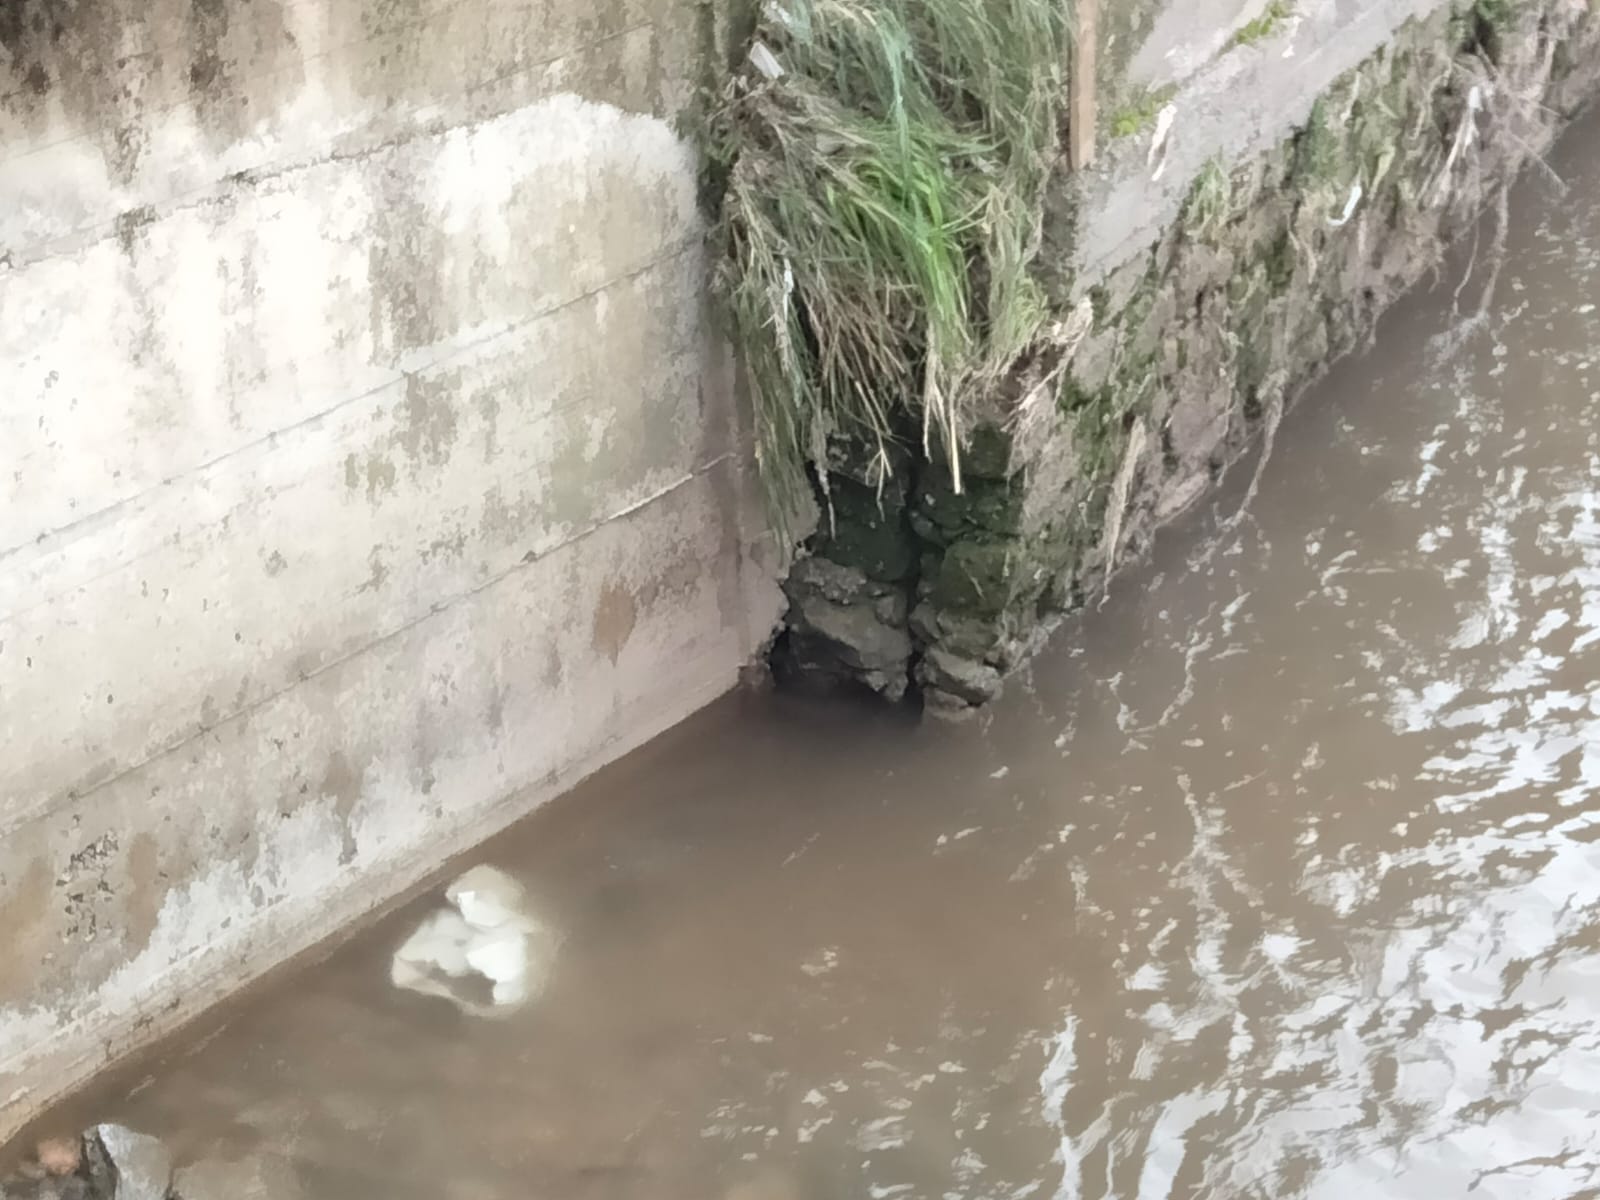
[0,16,656,268]
[0,0,655,169]
[0,448,736,843]
[0,0,563,113]
[0,235,700,572]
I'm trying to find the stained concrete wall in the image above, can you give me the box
[1081,0,1471,282]
[0,0,778,1137]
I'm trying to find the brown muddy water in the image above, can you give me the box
[15,115,1600,1200]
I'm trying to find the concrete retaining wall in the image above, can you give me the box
[0,0,778,1138]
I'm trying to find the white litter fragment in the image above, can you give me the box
[1328,182,1364,228]
[1148,103,1178,181]
[749,40,785,80]
[1433,83,1489,203]
[390,864,559,1018]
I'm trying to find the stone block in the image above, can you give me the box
[918,648,1004,707]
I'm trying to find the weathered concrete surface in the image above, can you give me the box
[1125,0,1273,90]
[1083,0,1465,284]
[0,0,779,1140]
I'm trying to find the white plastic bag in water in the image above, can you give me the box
[389,865,557,1017]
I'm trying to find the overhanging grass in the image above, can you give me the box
[705,0,1072,536]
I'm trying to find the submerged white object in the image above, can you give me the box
[390,865,556,1017]
[465,926,528,982]
[448,863,528,929]
[391,909,475,982]
[468,926,533,1006]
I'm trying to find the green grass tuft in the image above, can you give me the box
[1231,0,1293,48]
[1109,85,1176,139]
[1182,158,1233,240]
[702,0,1072,536]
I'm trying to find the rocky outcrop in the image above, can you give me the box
[2,1127,297,1200]
[3,1126,161,1200]
[90,1128,170,1200]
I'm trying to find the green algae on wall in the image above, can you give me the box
[1094,0,1178,138]
[902,0,1600,712]
[1108,83,1177,138]
[1231,0,1294,48]
[711,0,1600,713]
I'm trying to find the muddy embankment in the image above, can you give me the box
[750,0,1600,713]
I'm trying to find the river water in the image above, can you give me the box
[18,115,1600,1200]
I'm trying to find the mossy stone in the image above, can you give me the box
[812,477,916,584]
[918,475,1026,539]
[962,423,1016,480]
[929,539,1022,617]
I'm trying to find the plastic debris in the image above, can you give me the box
[390,865,558,1018]
[749,41,785,80]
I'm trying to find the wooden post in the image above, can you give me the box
[1069,0,1099,170]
